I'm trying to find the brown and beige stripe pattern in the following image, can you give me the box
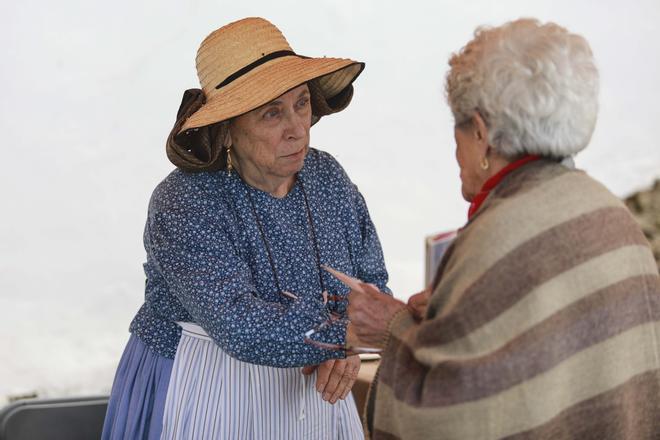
[368,161,660,439]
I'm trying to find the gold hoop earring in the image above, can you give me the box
[480,157,489,170]
[226,145,233,175]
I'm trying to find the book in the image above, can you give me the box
[424,230,458,286]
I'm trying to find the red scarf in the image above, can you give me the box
[467,155,540,220]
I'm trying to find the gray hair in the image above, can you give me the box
[445,18,599,159]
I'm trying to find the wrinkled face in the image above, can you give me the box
[454,122,486,202]
[229,84,312,182]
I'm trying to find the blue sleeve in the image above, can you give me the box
[145,186,345,367]
[309,150,392,329]
[352,187,392,296]
[309,155,391,341]
[318,150,391,294]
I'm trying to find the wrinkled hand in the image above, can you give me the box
[407,287,431,320]
[347,283,406,349]
[301,355,361,404]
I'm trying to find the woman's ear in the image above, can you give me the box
[223,123,232,148]
[472,112,490,155]
[472,112,487,141]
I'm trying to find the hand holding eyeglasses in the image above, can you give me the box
[319,265,407,351]
[345,279,407,350]
[303,266,407,355]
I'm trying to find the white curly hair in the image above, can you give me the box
[445,18,599,158]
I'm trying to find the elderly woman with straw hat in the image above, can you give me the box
[102,17,390,439]
[341,18,660,439]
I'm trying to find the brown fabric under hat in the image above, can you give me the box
[166,89,224,172]
[167,78,355,172]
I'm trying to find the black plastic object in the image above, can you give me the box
[0,396,109,440]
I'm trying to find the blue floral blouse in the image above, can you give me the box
[129,148,390,367]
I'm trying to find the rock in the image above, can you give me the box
[624,179,660,272]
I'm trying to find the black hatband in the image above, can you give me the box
[215,50,297,90]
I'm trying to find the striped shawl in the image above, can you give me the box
[367,160,660,439]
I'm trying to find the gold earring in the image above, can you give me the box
[480,157,489,170]
[226,145,233,175]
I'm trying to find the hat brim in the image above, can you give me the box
[179,56,364,134]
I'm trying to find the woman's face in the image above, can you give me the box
[454,122,487,202]
[229,84,312,184]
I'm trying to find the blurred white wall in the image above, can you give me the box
[1,0,659,402]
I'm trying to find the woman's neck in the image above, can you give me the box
[468,154,541,219]
[233,160,295,198]
[483,154,515,182]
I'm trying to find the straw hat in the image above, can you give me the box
[179,17,365,134]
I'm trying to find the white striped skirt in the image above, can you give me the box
[161,322,364,439]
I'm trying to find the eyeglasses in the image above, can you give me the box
[303,298,382,355]
[303,265,383,355]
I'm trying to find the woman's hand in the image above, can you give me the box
[301,356,361,404]
[347,283,406,349]
[407,287,431,320]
